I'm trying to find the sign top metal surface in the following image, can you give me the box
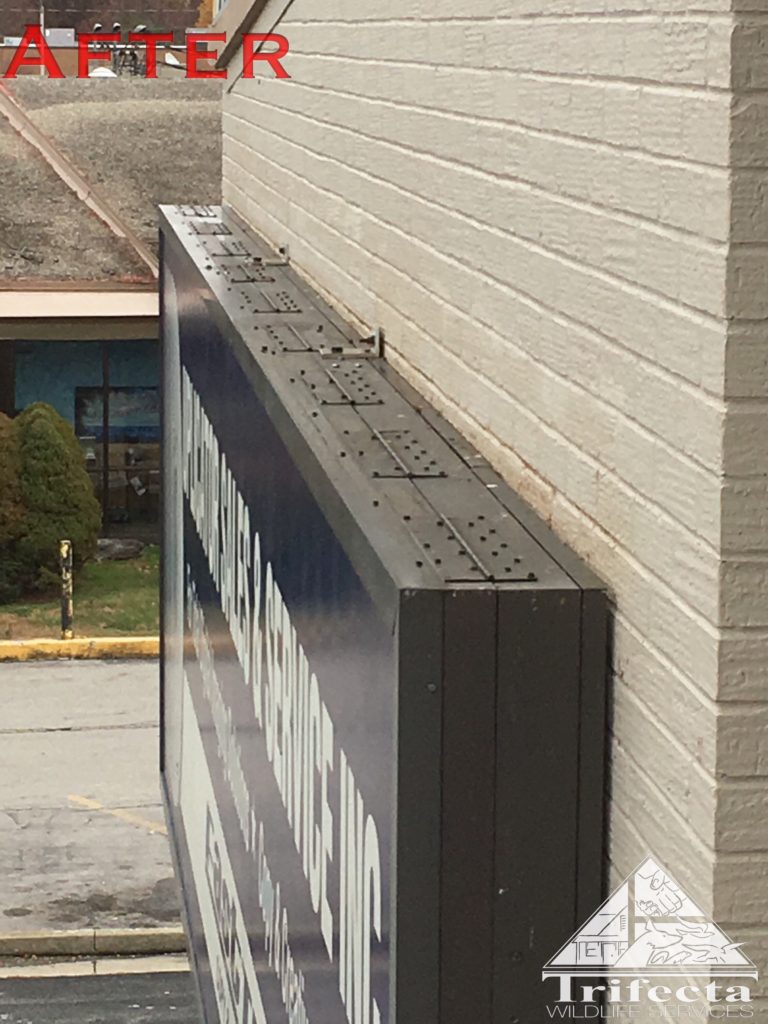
[161,204,599,601]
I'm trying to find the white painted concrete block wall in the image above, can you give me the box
[221,0,768,1006]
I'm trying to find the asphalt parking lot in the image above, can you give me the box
[0,659,180,937]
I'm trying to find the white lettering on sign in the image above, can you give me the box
[339,752,382,1024]
[185,578,308,1024]
[179,676,268,1024]
[181,369,384,1024]
[186,569,252,853]
[256,822,309,1024]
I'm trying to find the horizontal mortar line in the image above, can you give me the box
[609,804,716,873]
[227,103,730,327]
[0,723,156,735]
[393,354,732,666]
[723,397,768,408]
[615,685,720,788]
[612,610,721,709]
[255,154,733,497]
[230,154,733,411]
[17,5,729,13]
[698,697,768,710]
[280,48,731,95]
[391,344,696,589]
[233,86,729,224]
[228,167,727,613]
[287,6,768,15]
[730,240,768,249]
[240,56,731,173]
[226,131,730,418]
[259,58,733,172]
[612,659,768,719]
[611,743,718,859]
[712,850,768,862]
[606,811,720,901]
[731,86,768,97]
[724,561,768,577]
[612,655,718,725]
[287,13,736,25]
[230,156,733,507]
[230,79,729,249]
[514,68,730,95]
[226,134,731,441]
[722,555,768,566]
[721,6,768,15]
[724,401,768,413]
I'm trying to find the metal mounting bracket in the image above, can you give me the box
[319,326,384,360]
[261,244,291,268]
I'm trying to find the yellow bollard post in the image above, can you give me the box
[59,539,74,640]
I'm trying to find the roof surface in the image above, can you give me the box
[0,78,221,286]
[0,112,149,284]
[2,2,200,38]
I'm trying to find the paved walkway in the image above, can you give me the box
[0,660,180,936]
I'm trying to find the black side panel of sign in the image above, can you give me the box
[493,589,583,1024]
[393,588,443,1024]
[440,588,497,1024]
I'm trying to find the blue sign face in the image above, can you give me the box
[162,240,395,1024]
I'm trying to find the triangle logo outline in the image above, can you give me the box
[542,856,757,979]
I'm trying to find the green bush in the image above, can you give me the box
[0,413,23,542]
[0,413,26,602]
[0,403,101,598]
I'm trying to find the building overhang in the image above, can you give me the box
[214,0,269,69]
[0,287,159,340]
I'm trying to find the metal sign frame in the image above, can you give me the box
[160,204,608,1024]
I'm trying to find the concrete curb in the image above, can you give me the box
[0,926,186,957]
[0,954,190,979]
[0,637,159,662]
